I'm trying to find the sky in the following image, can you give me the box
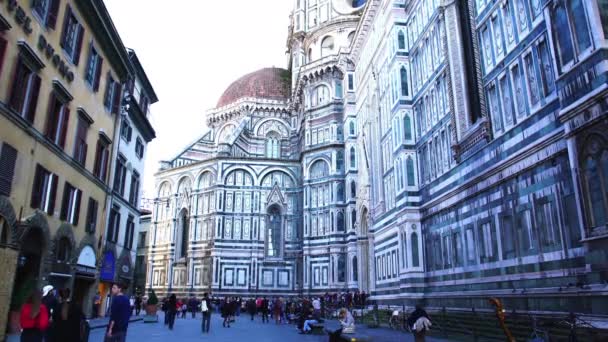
[104,0,293,200]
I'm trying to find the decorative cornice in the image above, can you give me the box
[0,12,11,31]
[52,80,74,103]
[17,41,45,71]
[77,107,94,125]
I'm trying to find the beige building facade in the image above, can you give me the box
[0,0,132,337]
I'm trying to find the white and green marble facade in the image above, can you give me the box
[147,0,608,314]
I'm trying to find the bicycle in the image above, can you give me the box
[556,312,596,342]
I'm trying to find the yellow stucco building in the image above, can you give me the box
[0,0,133,337]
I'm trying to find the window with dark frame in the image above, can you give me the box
[129,171,140,206]
[32,0,60,29]
[107,205,120,243]
[125,215,135,250]
[0,36,7,79]
[60,5,84,64]
[120,120,132,142]
[84,44,103,91]
[45,93,70,148]
[135,138,144,159]
[60,182,81,226]
[73,116,89,166]
[30,164,58,215]
[85,197,98,233]
[8,58,41,123]
[113,155,127,196]
[0,143,18,197]
[93,138,110,183]
[103,74,122,114]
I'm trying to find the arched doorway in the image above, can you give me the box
[358,207,370,292]
[10,225,45,327]
[177,209,189,259]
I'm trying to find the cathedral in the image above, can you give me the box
[147,0,608,314]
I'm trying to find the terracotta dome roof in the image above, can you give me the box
[217,67,291,108]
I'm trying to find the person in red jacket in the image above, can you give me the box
[20,289,49,342]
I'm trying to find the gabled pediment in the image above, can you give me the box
[267,184,286,206]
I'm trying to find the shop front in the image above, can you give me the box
[98,250,116,317]
[74,245,97,318]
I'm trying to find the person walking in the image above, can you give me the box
[166,294,178,330]
[261,297,269,323]
[106,283,131,342]
[162,297,169,325]
[273,297,282,324]
[189,295,198,319]
[221,297,231,328]
[201,293,211,333]
[20,289,49,342]
[135,295,142,316]
[407,305,431,342]
[48,288,85,342]
[247,298,257,321]
[181,300,187,319]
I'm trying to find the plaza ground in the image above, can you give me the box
[88,311,452,342]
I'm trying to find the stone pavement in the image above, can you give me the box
[88,312,453,342]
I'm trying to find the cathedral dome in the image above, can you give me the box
[216,67,291,108]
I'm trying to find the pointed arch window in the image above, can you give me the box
[406,157,415,186]
[398,30,406,50]
[321,36,335,57]
[581,137,608,228]
[352,256,358,281]
[337,182,345,202]
[349,121,356,136]
[179,209,189,258]
[404,115,412,141]
[266,134,280,159]
[337,254,346,282]
[551,0,592,71]
[351,209,356,229]
[337,151,344,172]
[411,232,420,267]
[400,66,409,97]
[266,205,282,257]
[337,212,345,232]
[350,147,356,168]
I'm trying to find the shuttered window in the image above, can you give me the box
[60,182,81,226]
[113,155,127,196]
[45,93,70,148]
[60,5,84,65]
[84,45,103,91]
[30,164,58,215]
[0,36,7,79]
[32,0,60,29]
[8,59,41,123]
[125,215,135,250]
[129,171,140,206]
[0,143,18,197]
[85,198,98,233]
[93,139,110,183]
[107,205,120,243]
[73,116,89,166]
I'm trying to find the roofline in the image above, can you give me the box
[127,49,159,103]
[75,0,133,82]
